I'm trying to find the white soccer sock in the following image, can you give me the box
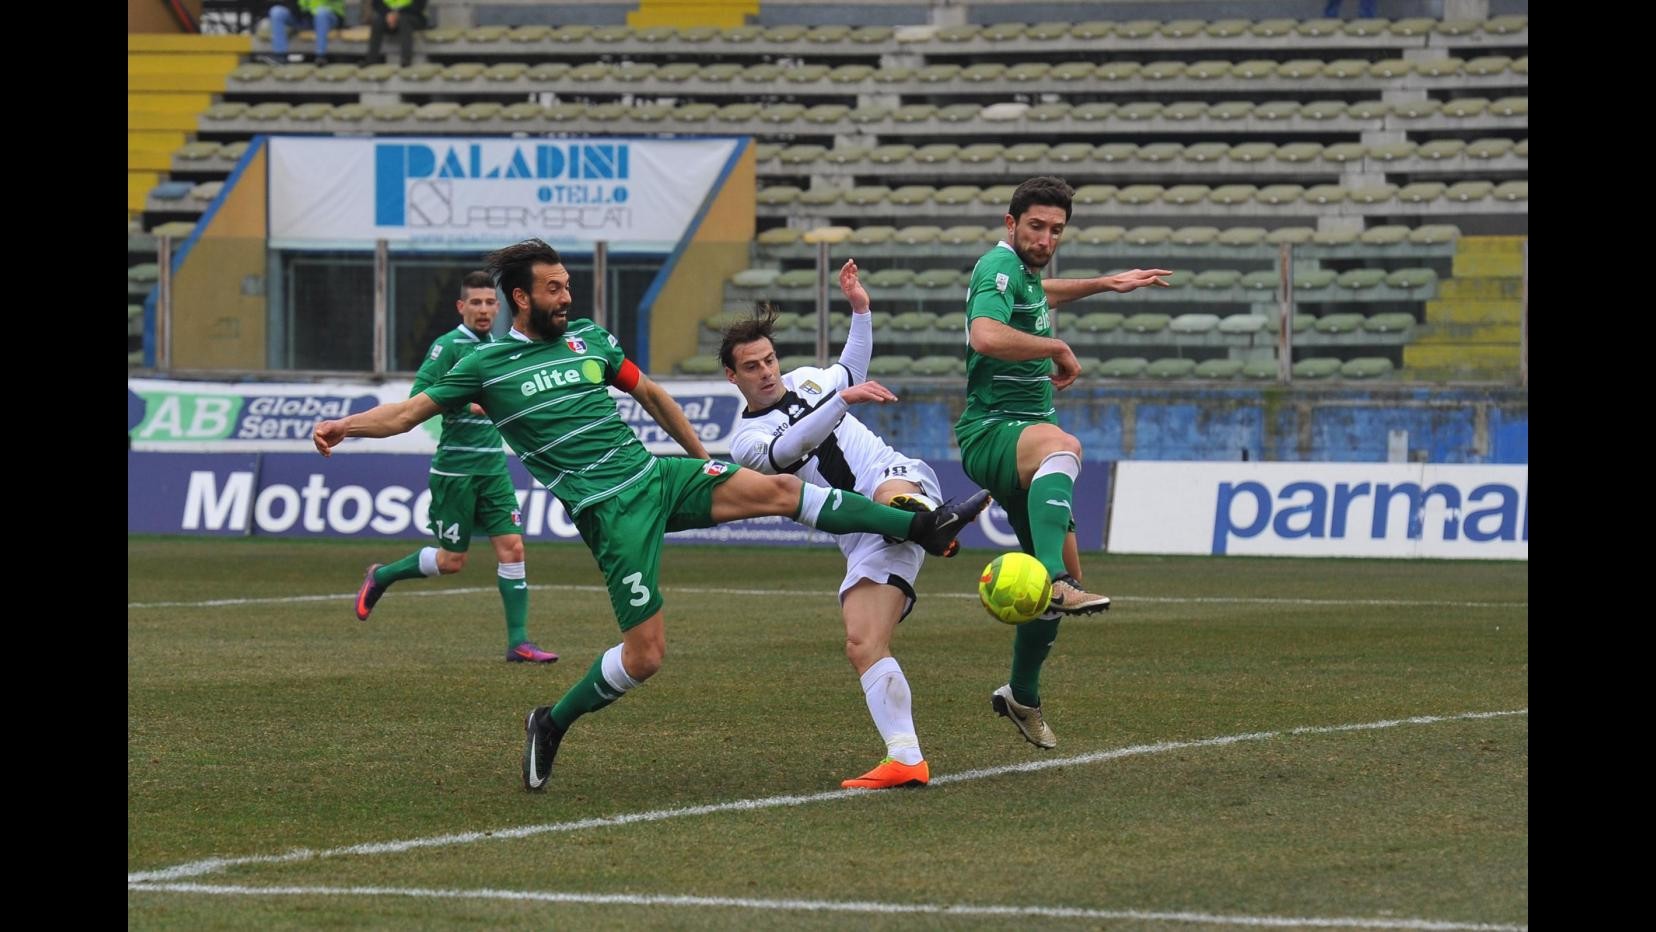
[795,483,832,528]
[417,547,441,577]
[859,656,923,765]
[497,561,526,580]
[601,644,643,695]
[1032,450,1081,483]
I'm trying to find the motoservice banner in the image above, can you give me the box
[128,378,746,456]
[268,137,740,250]
[127,452,1109,551]
[1109,461,1528,560]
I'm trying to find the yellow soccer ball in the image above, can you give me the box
[978,552,1053,625]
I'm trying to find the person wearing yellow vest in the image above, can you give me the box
[266,0,347,66]
[367,0,429,68]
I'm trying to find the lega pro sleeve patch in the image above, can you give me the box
[995,272,1010,293]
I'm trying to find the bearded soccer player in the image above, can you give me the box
[315,239,989,791]
[956,176,1171,749]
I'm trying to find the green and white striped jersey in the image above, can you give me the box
[423,320,651,517]
[413,323,509,477]
[958,242,1057,431]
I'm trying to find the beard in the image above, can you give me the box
[1011,241,1051,269]
[528,300,567,340]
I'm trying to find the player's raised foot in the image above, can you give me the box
[881,492,939,545]
[522,706,565,792]
[910,488,992,557]
[354,564,387,621]
[841,757,930,789]
[507,642,560,664]
[991,684,1057,749]
[1048,575,1111,615]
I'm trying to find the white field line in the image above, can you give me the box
[129,709,1527,886]
[128,586,1528,611]
[126,882,1527,930]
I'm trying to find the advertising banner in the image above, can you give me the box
[268,137,741,251]
[129,378,747,456]
[128,452,1110,552]
[1109,462,1527,560]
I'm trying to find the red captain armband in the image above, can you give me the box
[612,358,642,392]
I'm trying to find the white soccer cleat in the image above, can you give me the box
[991,684,1057,749]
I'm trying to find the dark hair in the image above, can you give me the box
[1008,176,1074,222]
[458,270,494,296]
[483,239,562,310]
[718,303,780,371]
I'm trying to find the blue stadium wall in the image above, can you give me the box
[850,383,1527,465]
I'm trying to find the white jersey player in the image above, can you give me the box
[721,260,973,790]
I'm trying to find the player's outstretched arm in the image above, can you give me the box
[630,373,710,459]
[314,394,443,456]
[1042,268,1174,308]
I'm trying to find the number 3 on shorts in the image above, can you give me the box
[623,571,650,606]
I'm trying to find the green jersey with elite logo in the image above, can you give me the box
[957,241,1056,435]
[423,319,650,517]
[413,323,509,477]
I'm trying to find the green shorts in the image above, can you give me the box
[574,457,742,631]
[427,472,522,552]
[956,418,1073,553]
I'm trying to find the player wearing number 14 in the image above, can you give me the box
[351,271,558,664]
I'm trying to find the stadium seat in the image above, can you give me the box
[1075,312,1124,333]
[868,356,909,377]
[1098,357,1149,378]
[1364,313,1417,334]
[677,355,722,375]
[1340,357,1396,379]
[1219,314,1270,334]
[1170,313,1222,334]
[1122,314,1171,334]
[1292,358,1341,379]
[1147,358,1198,379]
[1242,358,1282,379]
[1385,268,1439,290]
[1218,228,1268,248]
[1194,359,1245,379]
[1314,313,1366,334]
[1171,227,1221,246]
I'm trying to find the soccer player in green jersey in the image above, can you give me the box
[957,176,1171,749]
[314,239,989,791]
[353,271,558,664]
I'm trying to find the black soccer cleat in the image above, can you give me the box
[522,706,565,792]
[909,488,992,557]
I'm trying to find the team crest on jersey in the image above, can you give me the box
[799,380,822,395]
[994,272,1010,293]
[510,509,523,527]
[702,460,730,477]
[429,344,444,360]
[565,335,587,353]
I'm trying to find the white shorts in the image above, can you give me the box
[837,457,942,620]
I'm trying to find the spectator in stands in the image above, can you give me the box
[366,0,429,68]
[265,0,346,66]
[1324,0,1378,16]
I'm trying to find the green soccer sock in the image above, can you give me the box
[374,548,433,587]
[550,653,623,730]
[798,485,915,540]
[497,565,529,647]
[1009,616,1061,707]
[1027,472,1075,579]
